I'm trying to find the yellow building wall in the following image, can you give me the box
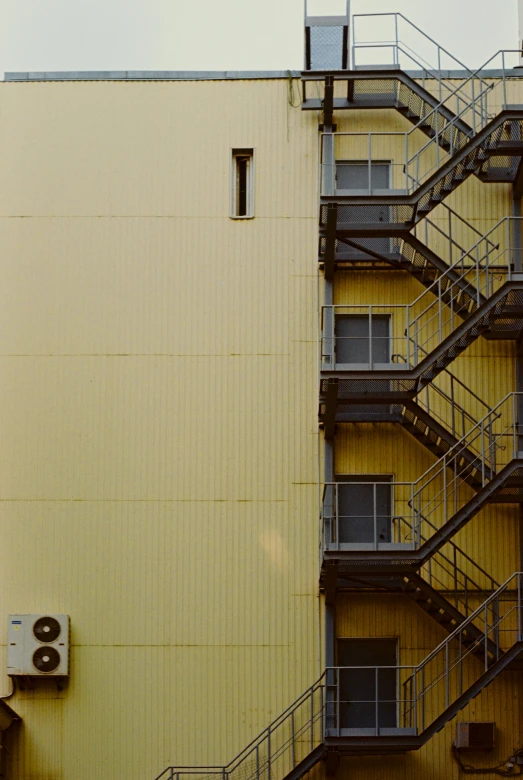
[0,78,320,779]
[0,71,520,780]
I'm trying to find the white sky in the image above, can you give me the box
[0,0,518,76]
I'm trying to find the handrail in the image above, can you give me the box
[396,514,499,593]
[322,393,521,549]
[321,482,499,595]
[155,675,326,780]
[412,391,516,488]
[321,219,511,369]
[352,14,494,131]
[352,13,485,79]
[439,202,498,247]
[326,569,521,734]
[419,572,518,670]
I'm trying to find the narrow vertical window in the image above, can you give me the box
[231,149,254,218]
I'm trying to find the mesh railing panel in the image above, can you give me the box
[309,26,345,71]
[350,79,398,105]
[320,204,416,227]
[335,378,418,398]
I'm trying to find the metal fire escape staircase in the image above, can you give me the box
[320,219,523,435]
[313,4,523,768]
[153,10,523,780]
[155,578,523,775]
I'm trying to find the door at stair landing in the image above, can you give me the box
[335,475,392,545]
[337,639,398,731]
[334,314,391,366]
[335,161,392,259]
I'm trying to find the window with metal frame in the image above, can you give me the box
[335,161,392,259]
[334,475,392,545]
[231,148,254,218]
[334,313,391,366]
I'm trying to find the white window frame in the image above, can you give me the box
[230,148,255,219]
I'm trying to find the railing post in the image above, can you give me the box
[437,47,442,102]
[421,666,425,732]
[413,671,418,734]
[443,458,448,527]
[493,595,500,658]
[256,745,260,780]
[373,482,378,551]
[518,573,522,641]
[369,306,373,370]
[310,686,314,751]
[448,209,453,266]
[471,77,476,134]
[453,545,458,595]
[514,392,518,459]
[394,14,399,66]
[503,50,507,108]
[445,643,449,708]
[437,279,443,343]
[291,711,296,768]
[406,307,410,366]
[336,670,340,737]
[435,108,440,170]
[451,375,456,438]
[481,421,486,485]
[484,604,489,670]
[368,134,372,195]
[375,667,379,736]
[405,133,409,192]
[476,244,480,308]
[323,306,334,368]
[267,726,271,780]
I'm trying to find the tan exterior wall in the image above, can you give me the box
[0,73,520,780]
[0,78,320,779]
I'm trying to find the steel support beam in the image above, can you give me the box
[323,379,338,439]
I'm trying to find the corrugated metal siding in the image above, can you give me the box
[0,79,320,779]
[0,70,522,780]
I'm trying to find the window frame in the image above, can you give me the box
[334,312,392,367]
[230,148,255,219]
[334,474,394,547]
[336,637,400,732]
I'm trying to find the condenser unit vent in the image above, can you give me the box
[455,723,495,750]
[7,615,69,677]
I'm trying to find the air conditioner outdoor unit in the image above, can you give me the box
[455,723,495,751]
[7,615,69,677]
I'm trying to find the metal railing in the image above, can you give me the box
[154,678,325,780]
[323,393,523,550]
[415,202,499,270]
[402,572,522,731]
[352,13,490,103]
[320,480,498,600]
[397,514,500,612]
[391,354,491,443]
[409,393,523,545]
[320,51,522,197]
[156,575,522,774]
[321,217,519,371]
[325,573,523,737]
